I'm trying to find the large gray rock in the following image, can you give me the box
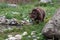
[42,20,54,39]
[42,9,60,39]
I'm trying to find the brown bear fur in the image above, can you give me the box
[29,7,45,23]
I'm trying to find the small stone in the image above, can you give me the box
[37,37,40,39]
[32,35,36,38]
[31,31,36,35]
[8,35,13,38]
[28,35,31,38]
[8,4,17,7]
[40,0,52,3]
[5,39,8,40]
[33,39,37,40]
[22,32,28,36]
[15,34,22,40]
[8,37,17,40]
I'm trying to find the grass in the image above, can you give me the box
[0,0,60,40]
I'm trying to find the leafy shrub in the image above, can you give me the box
[0,3,8,9]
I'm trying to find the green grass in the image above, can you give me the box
[0,0,60,40]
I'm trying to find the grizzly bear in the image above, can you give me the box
[29,7,45,23]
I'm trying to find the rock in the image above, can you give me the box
[31,31,36,35]
[5,39,8,40]
[8,37,17,40]
[52,9,60,39]
[39,0,53,6]
[33,39,37,40]
[9,18,18,25]
[6,34,22,40]
[40,0,52,3]
[15,34,22,40]
[0,16,7,24]
[7,4,17,7]
[42,9,60,39]
[20,19,31,25]
[42,20,54,38]
[8,35,13,38]
[5,19,10,25]
[22,32,28,36]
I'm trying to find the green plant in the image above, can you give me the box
[0,3,8,9]
[5,12,13,19]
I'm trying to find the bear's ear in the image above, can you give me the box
[32,9,37,12]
